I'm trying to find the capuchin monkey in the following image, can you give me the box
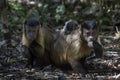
[51,20,103,73]
[21,18,103,72]
[81,20,103,59]
[22,18,43,67]
[22,18,52,67]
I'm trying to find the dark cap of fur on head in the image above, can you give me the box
[81,20,97,29]
[65,20,79,30]
[64,20,79,35]
[24,18,39,27]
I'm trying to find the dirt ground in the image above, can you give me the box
[0,35,120,80]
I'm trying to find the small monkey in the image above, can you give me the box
[51,20,103,73]
[81,20,103,56]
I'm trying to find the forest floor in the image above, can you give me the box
[0,33,120,80]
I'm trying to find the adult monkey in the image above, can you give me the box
[51,20,103,73]
[22,18,43,67]
[22,18,55,67]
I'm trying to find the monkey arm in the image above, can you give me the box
[21,45,34,67]
[21,45,30,58]
[93,41,103,58]
[29,40,44,57]
[86,41,103,60]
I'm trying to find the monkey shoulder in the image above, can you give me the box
[78,41,92,58]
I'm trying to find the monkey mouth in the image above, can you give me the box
[87,41,94,48]
[29,39,34,43]
[65,31,71,35]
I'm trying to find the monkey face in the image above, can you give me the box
[81,20,98,47]
[82,28,97,47]
[64,20,79,35]
[24,18,40,43]
[25,25,39,43]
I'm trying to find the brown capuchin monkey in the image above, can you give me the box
[51,20,103,73]
[82,21,103,60]
[22,18,54,67]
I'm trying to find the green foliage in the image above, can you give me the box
[8,0,22,10]
[3,0,120,32]
[55,5,65,22]
[56,5,65,14]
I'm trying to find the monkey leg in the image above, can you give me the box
[68,58,86,73]
[25,52,35,68]
[21,45,35,68]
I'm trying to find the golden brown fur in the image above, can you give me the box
[51,27,92,72]
[22,19,102,72]
[50,20,104,72]
[22,23,56,66]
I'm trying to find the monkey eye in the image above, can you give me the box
[86,31,96,36]
[32,30,37,33]
[86,32,91,36]
[27,30,32,32]
[92,30,97,34]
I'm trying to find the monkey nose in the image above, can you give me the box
[89,36,94,41]
[90,38,94,41]
[65,31,70,35]
[29,38,34,43]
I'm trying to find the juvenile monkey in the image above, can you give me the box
[81,20,103,59]
[51,20,102,73]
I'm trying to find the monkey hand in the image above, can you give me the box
[21,45,30,59]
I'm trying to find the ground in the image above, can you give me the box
[0,34,120,80]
